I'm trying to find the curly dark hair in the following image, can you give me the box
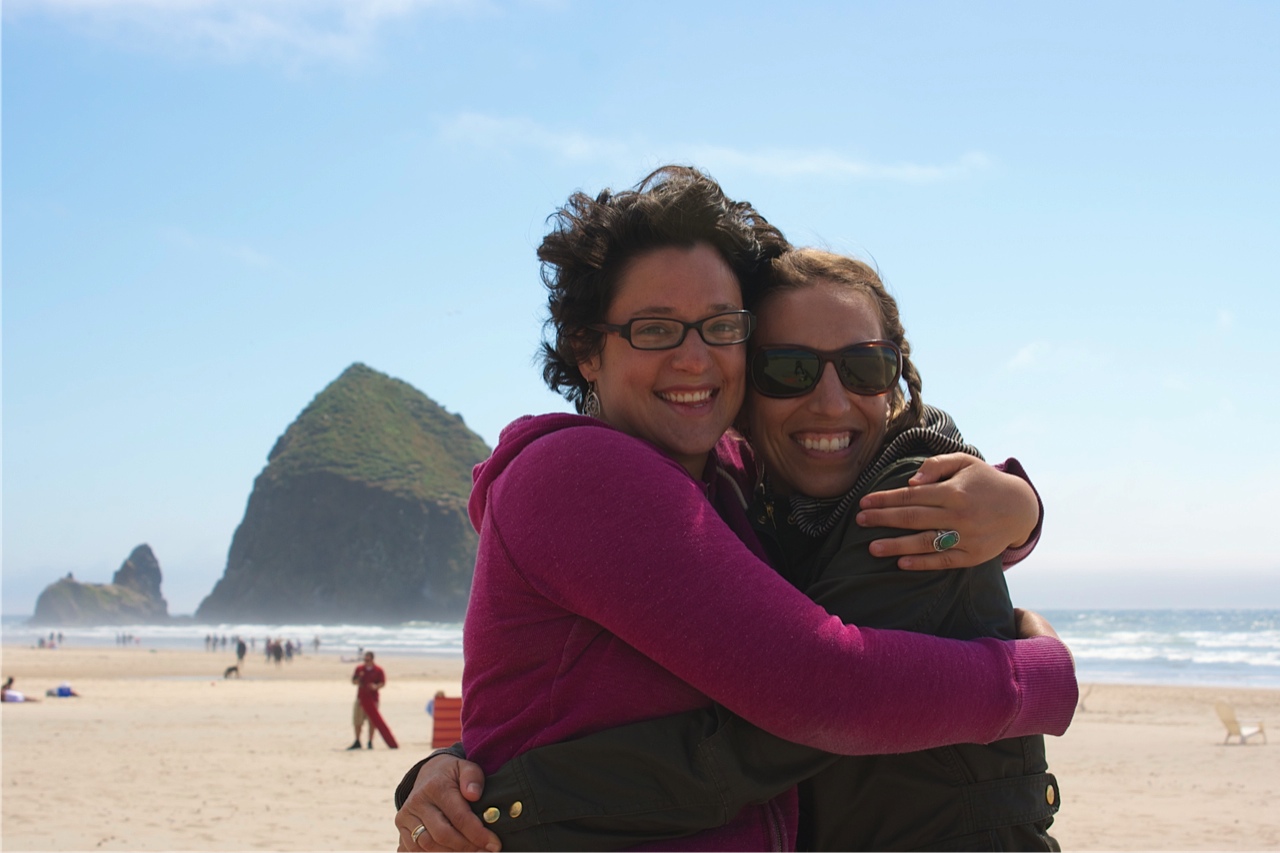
[751,248,925,438]
[539,165,790,411]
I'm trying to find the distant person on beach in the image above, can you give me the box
[393,166,1075,851]
[426,690,446,718]
[236,638,247,664]
[2,677,39,703]
[350,651,387,750]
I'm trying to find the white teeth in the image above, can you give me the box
[799,435,851,452]
[660,390,713,404]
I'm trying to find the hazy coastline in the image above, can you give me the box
[6,609,1278,689]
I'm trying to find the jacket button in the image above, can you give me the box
[509,801,523,818]
[1046,785,1056,806]
[483,807,500,824]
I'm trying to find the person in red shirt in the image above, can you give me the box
[349,651,388,750]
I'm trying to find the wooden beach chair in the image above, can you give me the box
[1215,701,1266,745]
[431,695,464,749]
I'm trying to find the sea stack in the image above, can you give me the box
[195,363,489,623]
[30,543,170,625]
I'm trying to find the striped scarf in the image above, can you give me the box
[782,405,984,538]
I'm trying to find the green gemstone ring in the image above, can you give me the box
[932,530,960,552]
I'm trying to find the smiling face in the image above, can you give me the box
[579,243,746,478]
[745,279,890,498]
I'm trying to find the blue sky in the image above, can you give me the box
[4,0,1278,615]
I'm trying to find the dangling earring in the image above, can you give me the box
[583,384,602,418]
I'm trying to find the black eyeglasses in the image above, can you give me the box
[750,341,903,398]
[593,310,755,351]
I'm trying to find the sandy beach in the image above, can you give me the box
[3,645,1278,851]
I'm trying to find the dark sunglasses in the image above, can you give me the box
[750,341,903,398]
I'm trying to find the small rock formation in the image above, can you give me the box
[31,544,170,625]
[114,544,166,603]
[195,363,490,624]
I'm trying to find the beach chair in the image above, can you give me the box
[431,695,464,749]
[1215,701,1266,745]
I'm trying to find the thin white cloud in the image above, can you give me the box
[995,414,1047,440]
[437,114,633,163]
[1005,341,1118,378]
[686,146,991,183]
[5,0,484,64]
[437,113,992,184]
[1007,341,1051,371]
[161,226,279,271]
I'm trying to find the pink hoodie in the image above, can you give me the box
[462,413,1076,851]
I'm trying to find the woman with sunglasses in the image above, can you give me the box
[394,168,1076,852]
[738,249,1061,850]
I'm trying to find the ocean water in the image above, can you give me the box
[0,618,464,658]
[1040,609,1280,689]
[5,610,1279,689]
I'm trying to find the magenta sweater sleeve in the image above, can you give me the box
[482,428,1076,756]
[996,457,1043,569]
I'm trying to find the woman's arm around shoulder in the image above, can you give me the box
[486,426,1077,755]
[856,453,1043,570]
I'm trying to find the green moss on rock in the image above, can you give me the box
[264,363,489,506]
[31,554,168,626]
[196,363,492,623]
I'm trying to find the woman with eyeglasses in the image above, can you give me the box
[393,167,1075,852]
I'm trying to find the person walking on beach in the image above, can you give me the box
[350,651,397,750]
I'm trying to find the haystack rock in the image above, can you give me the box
[31,544,170,625]
[195,363,490,624]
